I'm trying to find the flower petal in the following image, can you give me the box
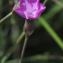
[14,0,46,20]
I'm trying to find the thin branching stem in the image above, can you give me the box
[19,19,29,63]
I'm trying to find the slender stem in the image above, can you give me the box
[43,0,48,5]
[0,12,13,23]
[38,17,63,49]
[19,19,28,63]
[0,1,19,24]
[19,35,28,63]
[16,31,25,44]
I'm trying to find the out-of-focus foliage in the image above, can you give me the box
[0,0,63,63]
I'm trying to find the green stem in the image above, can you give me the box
[0,1,19,24]
[16,31,25,44]
[0,12,13,24]
[38,17,63,49]
[19,35,28,63]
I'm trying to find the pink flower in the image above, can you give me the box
[14,0,46,19]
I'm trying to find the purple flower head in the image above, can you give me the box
[14,0,46,19]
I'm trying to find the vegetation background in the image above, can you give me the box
[0,0,63,63]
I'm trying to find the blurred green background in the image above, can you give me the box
[0,0,63,63]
